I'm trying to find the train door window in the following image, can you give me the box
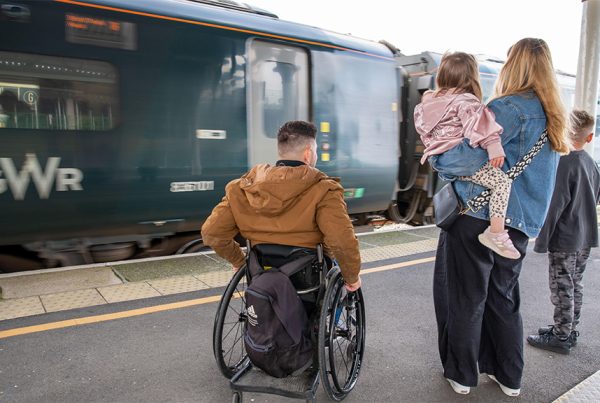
[0,51,118,130]
[248,40,309,166]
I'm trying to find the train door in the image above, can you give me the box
[247,40,309,166]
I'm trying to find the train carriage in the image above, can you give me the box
[0,0,400,270]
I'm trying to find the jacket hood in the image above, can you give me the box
[418,90,479,133]
[237,163,337,216]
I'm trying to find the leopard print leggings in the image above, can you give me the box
[460,163,512,218]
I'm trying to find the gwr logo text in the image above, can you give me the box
[0,154,83,200]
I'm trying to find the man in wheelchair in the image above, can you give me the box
[201,120,361,292]
[204,121,365,400]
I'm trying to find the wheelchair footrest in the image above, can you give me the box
[230,363,319,400]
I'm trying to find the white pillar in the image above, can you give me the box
[575,0,600,156]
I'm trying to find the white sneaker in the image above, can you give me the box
[488,374,520,396]
[478,227,521,260]
[446,378,470,394]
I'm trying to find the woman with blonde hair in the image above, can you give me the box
[433,38,568,397]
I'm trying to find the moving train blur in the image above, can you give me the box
[0,0,589,271]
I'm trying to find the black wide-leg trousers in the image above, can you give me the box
[433,215,529,389]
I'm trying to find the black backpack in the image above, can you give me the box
[244,249,315,378]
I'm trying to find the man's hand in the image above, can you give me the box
[489,156,505,168]
[344,276,361,292]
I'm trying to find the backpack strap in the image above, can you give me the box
[247,248,315,279]
[246,248,263,279]
[277,255,316,278]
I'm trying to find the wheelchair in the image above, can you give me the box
[212,243,366,402]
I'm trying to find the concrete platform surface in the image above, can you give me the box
[0,226,440,321]
[1,232,599,402]
[0,267,122,299]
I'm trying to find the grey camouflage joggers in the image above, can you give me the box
[548,248,591,337]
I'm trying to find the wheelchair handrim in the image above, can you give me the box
[212,266,249,379]
[319,269,366,400]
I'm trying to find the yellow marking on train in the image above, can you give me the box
[0,255,435,339]
[321,152,330,162]
[320,122,330,133]
[54,0,394,61]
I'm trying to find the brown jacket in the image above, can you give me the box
[201,163,361,283]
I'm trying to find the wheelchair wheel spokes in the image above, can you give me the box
[319,268,366,401]
[213,267,249,379]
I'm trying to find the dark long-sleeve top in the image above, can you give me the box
[534,150,600,253]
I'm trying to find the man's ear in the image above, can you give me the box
[303,145,311,164]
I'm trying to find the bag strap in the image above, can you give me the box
[278,255,316,278]
[465,129,548,213]
[247,248,315,279]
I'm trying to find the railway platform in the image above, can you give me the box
[1,225,600,402]
[0,224,436,321]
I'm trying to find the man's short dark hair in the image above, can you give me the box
[277,121,317,155]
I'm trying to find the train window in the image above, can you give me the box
[248,41,309,165]
[0,51,118,130]
[480,73,497,103]
[258,60,300,137]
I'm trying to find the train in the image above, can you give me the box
[0,0,588,272]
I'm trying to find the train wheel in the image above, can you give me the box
[176,238,210,254]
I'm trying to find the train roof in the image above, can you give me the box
[54,0,395,60]
[400,51,576,79]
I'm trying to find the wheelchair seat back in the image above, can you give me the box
[252,244,324,292]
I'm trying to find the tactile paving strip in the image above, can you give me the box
[360,239,438,263]
[0,297,45,321]
[40,289,106,312]
[193,270,236,288]
[147,275,210,295]
[97,282,161,303]
[554,370,600,402]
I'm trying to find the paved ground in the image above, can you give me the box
[0,233,599,402]
[0,226,439,321]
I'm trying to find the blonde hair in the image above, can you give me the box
[569,109,595,143]
[493,38,569,153]
[435,52,483,100]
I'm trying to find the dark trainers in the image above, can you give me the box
[527,332,571,354]
[538,324,554,335]
[571,330,579,347]
[538,325,578,347]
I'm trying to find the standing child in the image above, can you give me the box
[414,51,520,260]
[528,109,600,354]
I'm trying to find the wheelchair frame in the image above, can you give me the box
[212,244,366,402]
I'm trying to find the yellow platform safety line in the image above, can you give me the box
[0,256,435,339]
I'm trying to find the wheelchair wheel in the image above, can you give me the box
[213,266,249,379]
[318,267,366,401]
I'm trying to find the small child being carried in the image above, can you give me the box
[414,51,520,259]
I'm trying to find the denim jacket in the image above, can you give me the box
[432,91,559,238]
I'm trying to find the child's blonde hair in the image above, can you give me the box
[569,109,595,143]
[435,52,483,100]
